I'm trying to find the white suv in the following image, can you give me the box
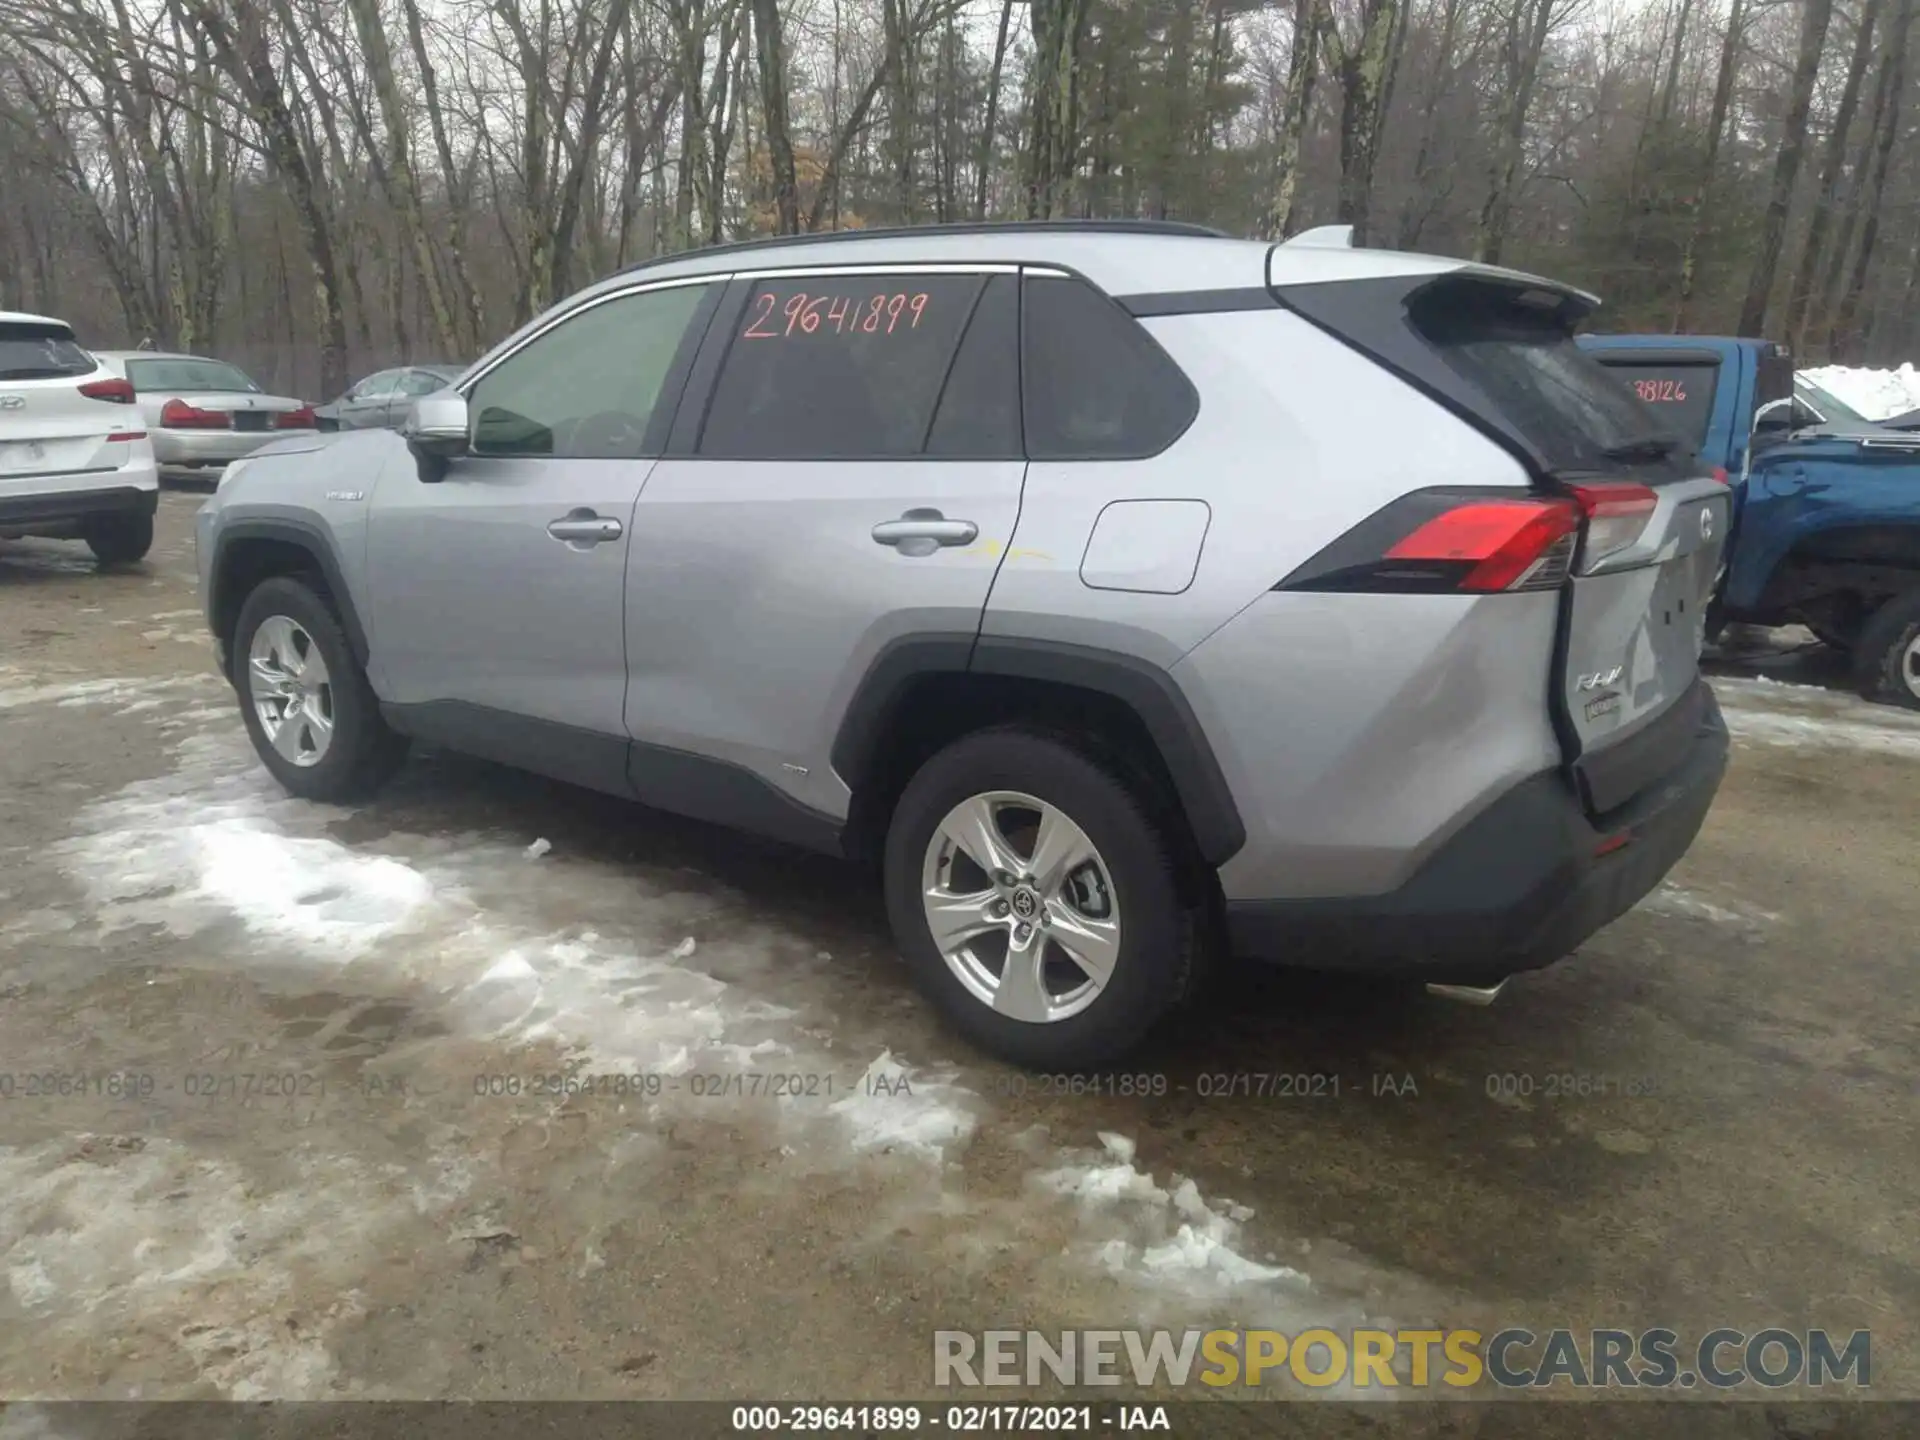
[0,312,160,565]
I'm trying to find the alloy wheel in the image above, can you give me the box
[920,790,1122,1023]
[247,615,335,767]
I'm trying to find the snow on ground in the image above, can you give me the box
[1712,675,1920,759]
[1637,882,1779,931]
[1799,363,1920,420]
[1034,1132,1315,1309]
[50,723,984,1165]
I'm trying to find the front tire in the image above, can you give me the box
[85,511,153,566]
[232,576,409,799]
[883,727,1197,1070]
[1854,589,1920,711]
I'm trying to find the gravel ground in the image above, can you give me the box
[1,491,1917,1418]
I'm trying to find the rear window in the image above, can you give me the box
[127,358,261,394]
[1592,361,1719,451]
[0,321,93,380]
[1277,274,1688,480]
[1407,285,1675,474]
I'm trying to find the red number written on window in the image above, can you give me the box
[1632,378,1688,403]
[741,291,931,339]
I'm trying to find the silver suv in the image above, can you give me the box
[196,221,1731,1069]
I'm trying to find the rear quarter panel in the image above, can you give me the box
[985,306,1565,900]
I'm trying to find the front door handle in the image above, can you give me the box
[547,509,623,546]
[871,508,979,557]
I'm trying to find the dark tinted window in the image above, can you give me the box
[1021,276,1197,460]
[699,275,983,458]
[1592,361,1719,450]
[1409,283,1673,474]
[470,282,711,459]
[926,275,1021,458]
[0,321,93,380]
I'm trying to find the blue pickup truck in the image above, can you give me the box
[1579,333,1920,709]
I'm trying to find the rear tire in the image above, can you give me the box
[85,512,153,566]
[883,727,1197,1070]
[233,575,409,799]
[1853,589,1920,711]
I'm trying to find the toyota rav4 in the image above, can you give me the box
[196,220,1731,1069]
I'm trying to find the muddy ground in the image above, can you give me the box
[1,491,1917,1423]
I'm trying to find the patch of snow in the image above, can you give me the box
[0,670,215,712]
[828,1050,977,1161]
[523,837,552,859]
[1034,1135,1310,1305]
[1714,676,1920,759]
[1799,363,1920,421]
[1638,882,1778,929]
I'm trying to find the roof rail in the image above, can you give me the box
[1281,225,1355,249]
[613,219,1232,278]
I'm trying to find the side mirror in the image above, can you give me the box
[402,392,470,482]
[1743,397,1798,485]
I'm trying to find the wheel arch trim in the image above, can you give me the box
[830,632,1247,866]
[210,518,371,669]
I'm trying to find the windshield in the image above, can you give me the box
[1796,377,1871,425]
[126,357,261,394]
[0,322,94,380]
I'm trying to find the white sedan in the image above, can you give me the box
[91,351,316,484]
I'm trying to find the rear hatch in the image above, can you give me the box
[0,319,133,482]
[1276,269,1730,818]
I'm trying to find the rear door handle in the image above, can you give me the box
[547,510,623,546]
[871,508,979,554]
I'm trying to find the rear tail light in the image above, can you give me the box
[1277,489,1581,595]
[1710,466,1729,485]
[105,430,147,443]
[1568,482,1658,568]
[274,406,317,429]
[160,398,230,429]
[79,377,135,404]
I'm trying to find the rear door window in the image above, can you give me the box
[698,274,983,459]
[1591,361,1719,451]
[1021,275,1197,459]
[926,275,1022,458]
[0,321,93,380]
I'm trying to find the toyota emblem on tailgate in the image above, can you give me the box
[0,395,24,409]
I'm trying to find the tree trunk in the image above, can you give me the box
[400,0,486,350]
[752,0,800,232]
[1673,0,1747,329]
[1736,0,1834,337]
[1473,0,1557,266]
[1829,0,1913,355]
[1396,0,1466,247]
[346,0,458,354]
[1263,0,1324,238]
[1782,0,1881,349]
[1331,0,1399,245]
[976,0,1016,219]
[183,0,350,398]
